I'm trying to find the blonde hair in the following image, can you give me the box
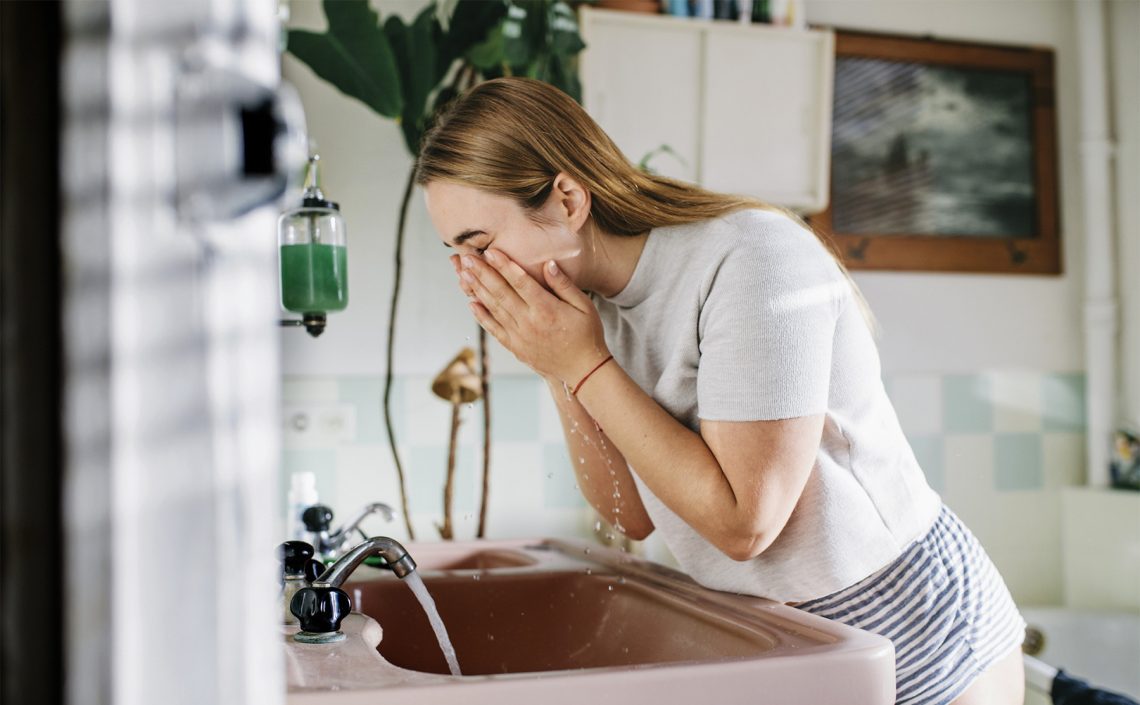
[415,77,877,337]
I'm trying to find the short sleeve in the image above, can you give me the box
[696,224,847,422]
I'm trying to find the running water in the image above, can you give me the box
[402,572,462,676]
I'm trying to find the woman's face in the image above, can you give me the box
[424,180,584,292]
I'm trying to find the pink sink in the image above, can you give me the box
[285,538,895,705]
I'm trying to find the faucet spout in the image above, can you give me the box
[314,536,416,587]
[329,502,396,545]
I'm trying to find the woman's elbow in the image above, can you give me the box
[719,527,778,562]
[617,516,655,542]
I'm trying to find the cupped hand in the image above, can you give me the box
[450,250,610,386]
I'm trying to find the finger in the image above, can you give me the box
[468,300,509,344]
[542,260,593,312]
[483,249,551,306]
[462,266,519,328]
[450,254,461,275]
[462,255,525,321]
[455,269,475,299]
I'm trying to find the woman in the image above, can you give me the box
[416,77,1025,705]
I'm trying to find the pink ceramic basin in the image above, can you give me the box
[285,539,895,704]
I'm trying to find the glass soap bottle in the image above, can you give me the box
[277,155,347,337]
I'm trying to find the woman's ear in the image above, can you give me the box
[552,172,591,231]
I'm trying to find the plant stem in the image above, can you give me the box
[477,327,491,538]
[383,162,418,539]
[440,401,460,540]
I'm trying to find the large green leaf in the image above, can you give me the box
[466,22,506,71]
[384,7,440,155]
[286,0,403,118]
[502,2,534,67]
[444,0,508,67]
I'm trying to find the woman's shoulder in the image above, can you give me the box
[699,208,843,283]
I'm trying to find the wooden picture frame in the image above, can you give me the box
[808,30,1061,275]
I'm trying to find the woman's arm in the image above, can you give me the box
[458,249,822,561]
[542,375,654,539]
[571,361,823,561]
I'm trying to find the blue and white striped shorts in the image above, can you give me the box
[797,505,1026,705]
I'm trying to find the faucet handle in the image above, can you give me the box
[304,558,325,583]
[302,504,334,533]
[290,585,351,639]
[278,540,315,578]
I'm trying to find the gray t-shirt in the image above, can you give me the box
[592,208,942,603]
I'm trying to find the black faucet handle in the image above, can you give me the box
[302,504,334,533]
[304,558,325,583]
[278,540,315,578]
[290,585,351,637]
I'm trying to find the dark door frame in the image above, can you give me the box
[1,2,65,703]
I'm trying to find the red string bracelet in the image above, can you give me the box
[571,354,614,396]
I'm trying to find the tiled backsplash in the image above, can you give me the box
[283,370,1089,605]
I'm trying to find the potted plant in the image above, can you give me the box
[286,0,587,539]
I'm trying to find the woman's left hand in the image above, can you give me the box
[456,249,611,386]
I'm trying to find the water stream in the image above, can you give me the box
[402,572,462,676]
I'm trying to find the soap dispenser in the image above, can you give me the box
[278,154,348,337]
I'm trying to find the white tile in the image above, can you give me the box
[947,490,1064,606]
[334,444,407,538]
[991,370,1044,432]
[282,376,339,402]
[886,373,942,435]
[539,386,567,443]
[405,377,460,445]
[1042,432,1085,489]
[1062,488,1140,611]
[942,434,995,502]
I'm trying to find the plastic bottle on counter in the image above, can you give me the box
[287,471,319,542]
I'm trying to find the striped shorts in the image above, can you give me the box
[796,505,1026,705]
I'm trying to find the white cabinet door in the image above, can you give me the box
[579,11,702,183]
[578,8,833,214]
[701,28,833,213]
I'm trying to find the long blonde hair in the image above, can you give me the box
[415,77,877,336]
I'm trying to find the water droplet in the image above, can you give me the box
[487,634,495,641]
[466,403,473,410]
[578,457,585,464]
[622,646,629,654]
[607,585,614,591]
[583,547,591,555]
[585,568,592,575]
[594,521,601,531]
[546,472,553,479]
[573,484,579,490]
[605,533,614,541]
[614,507,621,514]
[472,574,481,581]
[619,576,626,584]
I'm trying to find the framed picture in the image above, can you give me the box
[808,30,1061,274]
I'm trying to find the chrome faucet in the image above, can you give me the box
[302,502,396,561]
[289,536,417,642]
[314,536,416,586]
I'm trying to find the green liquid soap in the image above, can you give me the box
[280,243,348,313]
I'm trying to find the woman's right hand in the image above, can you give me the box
[450,254,472,298]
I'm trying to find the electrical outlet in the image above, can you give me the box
[283,403,357,447]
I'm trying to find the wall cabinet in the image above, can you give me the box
[578,7,835,214]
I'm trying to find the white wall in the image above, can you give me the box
[1110,0,1140,430]
[282,0,1089,379]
